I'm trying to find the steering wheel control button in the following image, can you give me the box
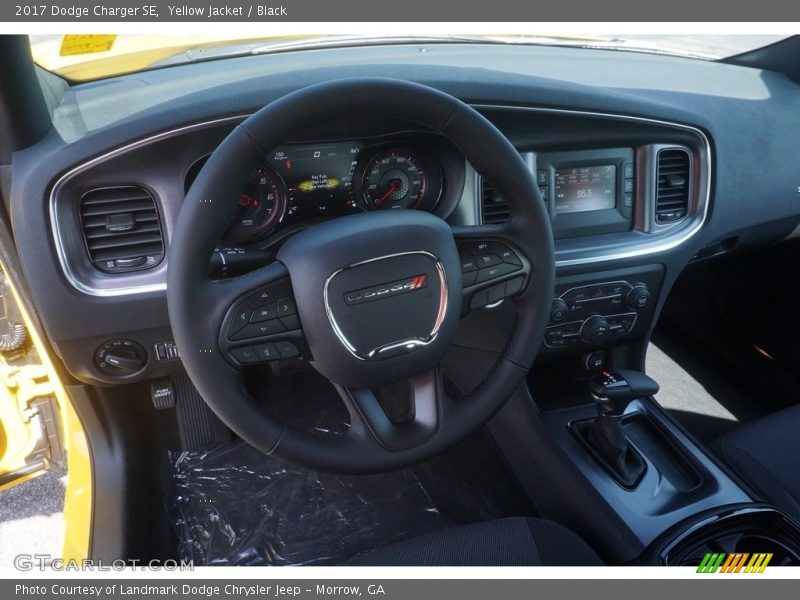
[462,241,522,264]
[277,299,297,316]
[475,253,503,268]
[474,261,520,284]
[275,341,300,358]
[460,254,478,273]
[231,319,286,341]
[462,241,492,254]
[250,303,278,323]
[460,254,479,287]
[253,343,280,361]
[279,315,301,331]
[470,276,524,309]
[230,346,260,364]
[498,250,522,267]
[458,241,523,287]
[481,242,522,266]
[228,308,253,336]
[245,281,289,309]
[462,269,478,287]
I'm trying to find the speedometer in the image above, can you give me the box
[362,150,428,210]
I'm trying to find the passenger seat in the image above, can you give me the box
[715,404,800,523]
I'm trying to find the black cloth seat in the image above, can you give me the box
[346,517,603,566]
[716,404,800,523]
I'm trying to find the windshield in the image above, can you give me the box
[30,34,789,82]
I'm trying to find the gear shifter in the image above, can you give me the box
[584,369,659,488]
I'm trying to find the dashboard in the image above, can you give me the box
[10,43,800,385]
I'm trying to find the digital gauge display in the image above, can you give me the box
[554,165,616,214]
[267,142,363,221]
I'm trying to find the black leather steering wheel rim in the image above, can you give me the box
[167,78,555,473]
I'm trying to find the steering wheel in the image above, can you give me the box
[167,79,554,473]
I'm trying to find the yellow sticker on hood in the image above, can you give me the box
[59,35,117,57]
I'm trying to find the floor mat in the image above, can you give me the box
[168,441,444,566]
[169,366,537,565]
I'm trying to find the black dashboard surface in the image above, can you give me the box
[10,43,800,383]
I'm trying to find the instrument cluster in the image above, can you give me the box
[202,138,447,243]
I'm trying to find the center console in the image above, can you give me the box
[490,372,800,566]
[472,110,800,566]
[542,265,663,353]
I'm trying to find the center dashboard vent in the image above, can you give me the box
[79,186,165,274]
[480,178,510,224]
[655,148,691,224]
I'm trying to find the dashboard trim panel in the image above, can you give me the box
[49,106,711,297]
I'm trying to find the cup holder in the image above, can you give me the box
[734,535,800,566]
[660,505,800,566]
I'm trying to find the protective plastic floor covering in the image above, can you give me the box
[168,441,445,565]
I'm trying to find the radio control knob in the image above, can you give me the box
[626,284,651,310]
[581,315,611,345]
[550,298,568,323]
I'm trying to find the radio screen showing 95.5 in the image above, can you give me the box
[554,165,616,214]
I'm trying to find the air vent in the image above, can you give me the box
[481,178,510,224]
[655,149,691,224]
[79,186,164,274]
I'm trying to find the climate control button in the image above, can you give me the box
[550,298,568,323]
[581,315,611,345]
[626,284,651,310]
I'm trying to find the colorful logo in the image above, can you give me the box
[696,552,773,573]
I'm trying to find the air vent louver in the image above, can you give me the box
[481,178,510,224]
[79,186,164,274]
[656,149,691,224]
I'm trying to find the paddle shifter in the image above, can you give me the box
[585,369,659,488]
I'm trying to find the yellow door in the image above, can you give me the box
[0,259,91,561]
[0,267,57,490]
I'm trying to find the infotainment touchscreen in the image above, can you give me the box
[554,165,616,214]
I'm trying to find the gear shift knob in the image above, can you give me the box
[582,369,658,488]
[589,369,659,417]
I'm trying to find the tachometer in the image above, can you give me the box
[226,163,286,241]
[363,149,428,210]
